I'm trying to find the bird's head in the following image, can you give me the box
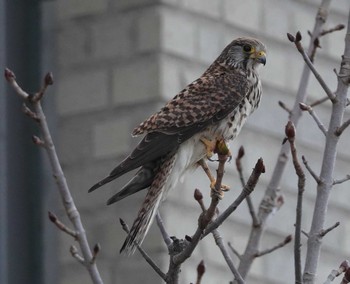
[219,37,267,71]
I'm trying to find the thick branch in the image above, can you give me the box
[303,7,350,283]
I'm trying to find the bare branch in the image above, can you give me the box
[254,235,292,257]
[287,32,337,102]
[310,96,329,107]
[195,187,244,283]
[235,146,259,227]
[4,68,30,99]
[319,221,340,237]
[48,211,77,239]
[278,100,292,116]
[335,118,350,136]
[333,174,350,185]
[212,230,244,284]
[119,218,167,281]
[70,245,85,265]
[5,69,103,283]
[204,158,265,237]
[156,212,172,247]
[320,24,345,37]
[286,121,305,284]
[302,156,321,184]
[299,103,328,135]
[228,242,242,260]
[22,103,40,122]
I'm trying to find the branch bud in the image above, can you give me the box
[32,135,45,146]
[295,31,302,42]
[255,158,265,174]
[44,72,54,86]
[287,33,295,42]
[185,235,192,242]
[197,260,205,277]
[194,188,203,201]
[285,121,296,139]
[285,234,293,243]
[93,243,101,255]
[299,102,310,111]
[237,146,245,159]
[48,211,57,223]
[4,68,15,82]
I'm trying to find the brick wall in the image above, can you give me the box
[55,0,350,283]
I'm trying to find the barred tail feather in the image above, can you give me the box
[120,153,176,256]
[120,192,163,255]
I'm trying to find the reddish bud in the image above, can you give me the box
[255,158,265,174]
[44,72,54,85]
[285,121,295,139]
[197,260,205,277]
[48,211,57,222]
[93,243,101,255]
[285,235,293,243]
[295,31,302,42]
[194,188,203,201]
[287,33,295,42]
[4,68,15,81]
[237,146,245,159]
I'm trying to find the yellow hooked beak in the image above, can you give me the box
[251,50,266,65]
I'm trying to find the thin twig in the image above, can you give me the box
[195,188,244,283]
[204,158,265,237]
[320,24,345,37]
[333,175,350,185]
[254,235,292,257]
[228,242,242,260]
[302,156,321,184]
[335,118,350,136]
[119,218,167,281]
[235,146,259,227]
[156,212,172,247]
[278,101,292,116]
[299,102,328,136]
[310,96,329,107]
[70,245,85,265]
[286,121,305,284]
[48,211,77,239]
[319,221,340,237]
[287,32,337,102]
[212,230,244,284]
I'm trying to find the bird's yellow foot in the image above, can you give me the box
[210,180,230,199]
[215,139,232,160]
[200,137,217,159]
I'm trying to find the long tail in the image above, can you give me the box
[120,153,176,255]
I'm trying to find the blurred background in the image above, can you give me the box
[1,0,350,283]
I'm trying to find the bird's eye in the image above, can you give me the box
[243,45,252,52]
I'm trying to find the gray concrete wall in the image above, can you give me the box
[55,0,350,283]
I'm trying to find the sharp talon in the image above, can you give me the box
[208,157,218,162]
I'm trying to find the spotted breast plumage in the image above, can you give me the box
[89,37,267,255]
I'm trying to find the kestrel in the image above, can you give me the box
[89,37,266,255]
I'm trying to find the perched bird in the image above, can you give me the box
[89,37,266,255]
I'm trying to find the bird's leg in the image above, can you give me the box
[197,159,230,197]
[199,137,217,159]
